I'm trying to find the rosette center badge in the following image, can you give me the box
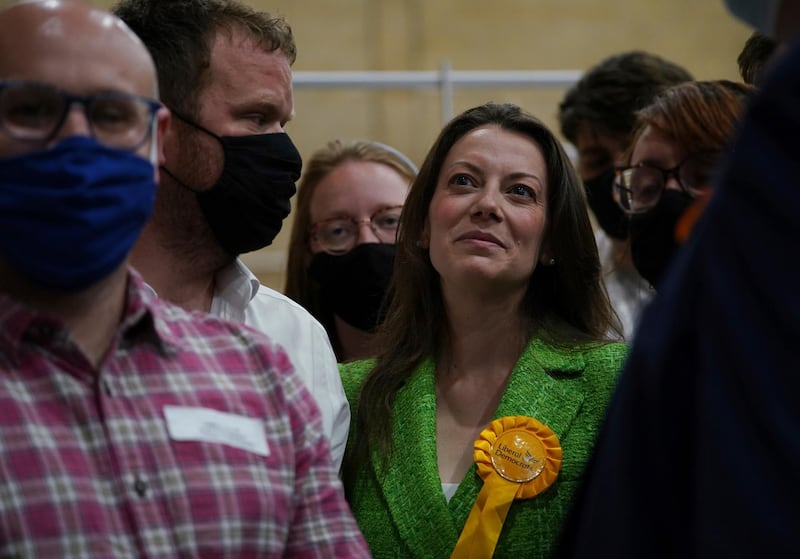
[490,429,547,483]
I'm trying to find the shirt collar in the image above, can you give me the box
[0,269,178,365]
[210,258,260,319]
[121,269,181,355]
[0,291,50,364]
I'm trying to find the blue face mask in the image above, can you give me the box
[0,136,157,291]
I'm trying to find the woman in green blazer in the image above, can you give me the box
[340,103,626,559]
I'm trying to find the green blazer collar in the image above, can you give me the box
[373,337,587,558]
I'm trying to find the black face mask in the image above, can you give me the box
[584,168,629,240]
[164,112,302,255]
[308,243,395,332]
[629,189,694,290]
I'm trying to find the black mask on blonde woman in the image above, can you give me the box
[629,189,694,290]
[308,243,395,332]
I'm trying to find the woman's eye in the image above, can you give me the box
[450,174,474,187]
[321,220,354,241]
[375,214,400,229]
[510,184,536,199]
[634,179,660,198]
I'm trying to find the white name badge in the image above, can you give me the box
[163,406,269,457]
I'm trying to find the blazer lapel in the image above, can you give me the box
[373,357,462,558]
[448,337,588,529]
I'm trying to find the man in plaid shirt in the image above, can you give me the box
[0,1,369,557]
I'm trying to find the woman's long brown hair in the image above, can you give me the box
[344,103,621,488]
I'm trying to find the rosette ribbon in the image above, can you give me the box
[450,416,562,559]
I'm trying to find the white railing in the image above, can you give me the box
[245,63,585,277]
[293,62,583,124]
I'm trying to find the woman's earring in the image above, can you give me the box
[549,258,556,266]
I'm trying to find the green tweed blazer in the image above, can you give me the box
[340,337,627,559]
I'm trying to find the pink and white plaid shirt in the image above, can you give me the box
[0,271,369,558]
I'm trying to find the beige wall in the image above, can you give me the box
[90,0,752,289]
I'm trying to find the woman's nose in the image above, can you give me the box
[664,173,684,192]
[355,220,381,245]
[470,187,501,219]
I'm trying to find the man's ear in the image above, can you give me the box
[155,105,171,169]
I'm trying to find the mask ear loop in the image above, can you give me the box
[148,117,159,166]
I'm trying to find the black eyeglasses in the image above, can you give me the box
[310,205,403,255]
[613,151,722,214]
[0,80,161,151]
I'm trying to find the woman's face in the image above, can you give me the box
[630,125,687,188]
[629,124,719,203]
[309,159,409,255]
[627,124,704,290]
[425,125,552,296]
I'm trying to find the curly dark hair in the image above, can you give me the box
[737,31,780,85]
[559,51,693,144]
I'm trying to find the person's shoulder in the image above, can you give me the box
[243,284,338,374]
[224,260,327,342]
[254,283,308,312]
[569,340,628,380]
[527,336,627,387]
[338,358,376,399]
[537,339,628,404]
[134,271,255,341]
[571,341,628,398]
[151,294,290,362]
[248,283,327,331]
[530,335,627,367]
[579,340,629,365]
[339,358,376,377]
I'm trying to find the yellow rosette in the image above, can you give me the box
[450,416,562,559]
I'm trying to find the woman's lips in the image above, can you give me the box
[456,230,505,248]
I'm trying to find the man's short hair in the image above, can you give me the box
[737,31,780,85]
[113,0,296,115]
[558,51,693,144]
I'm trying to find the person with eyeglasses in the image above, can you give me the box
[558,52,692,341]
[285,139,417,362]
[555,2,800,555]
[612,80,754,290]
[0,1,371,557]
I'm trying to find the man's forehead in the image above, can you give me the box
[0,0,156,95]
[210,23,291,59]
[0,1,147,56]
[576,124,628,150]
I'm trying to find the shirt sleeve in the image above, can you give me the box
[306,323,350,472]
[283,377,370,558]
[241,286,351,472]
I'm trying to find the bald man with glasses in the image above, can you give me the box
[0,1,368,557]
